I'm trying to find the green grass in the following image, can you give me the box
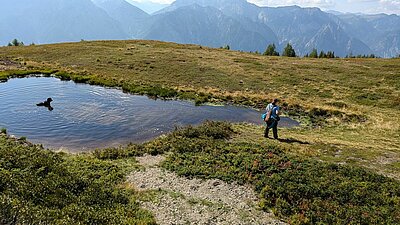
[1,41,398,109]
[0,134,155,224]
[0,69,55,81]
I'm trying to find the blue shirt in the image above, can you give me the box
[271,106,280,119]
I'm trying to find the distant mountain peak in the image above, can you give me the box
[127,0,169,14]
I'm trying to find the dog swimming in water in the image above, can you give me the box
[36,98,53,106]
[36,98,53,111]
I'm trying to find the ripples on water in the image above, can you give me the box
[0,77,299,152]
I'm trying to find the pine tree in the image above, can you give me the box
[326,51,335,58]
[8,39,24,46]
[223,45,230,50]
[282,43,296,57]
[319,50,327,58]
[263,43,279,56]
[309,48,318,58]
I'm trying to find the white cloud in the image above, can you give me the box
[134,0,174,3]
[248,0,335,8]
[250,0,400,14]
[136,0,400,14]
[377,0,400,14]
[348,0,378,2]
[380,0,400,8]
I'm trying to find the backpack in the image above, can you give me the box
[270,106,281,121]
[262,104,273,122]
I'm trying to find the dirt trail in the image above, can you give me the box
[128,155,286,225]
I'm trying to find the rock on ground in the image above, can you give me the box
[128,154,286,225]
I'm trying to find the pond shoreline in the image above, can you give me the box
[0,65,366,129]
[0,76,299,152]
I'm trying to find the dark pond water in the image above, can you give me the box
[0,76,299,152]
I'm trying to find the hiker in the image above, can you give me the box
[264,98,280,139]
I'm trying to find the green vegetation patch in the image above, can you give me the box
[0,134,155,224]
[0,69,55,81]
[131,122,399,224]
[284,103,367,127]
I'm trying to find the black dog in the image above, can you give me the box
[37,98,53,111]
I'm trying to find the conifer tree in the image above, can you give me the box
[309,48,318,58]
[282,43,296,57]
[326,51,335,58]
[263,43,279,56]
[319,50,327,58]
[8,39,24,46]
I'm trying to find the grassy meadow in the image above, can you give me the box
[0,40,399,223]
[0,40,399,177]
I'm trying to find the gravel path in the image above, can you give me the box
[128,155,286,225]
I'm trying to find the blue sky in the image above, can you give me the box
[134,0,400,15]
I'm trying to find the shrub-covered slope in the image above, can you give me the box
[0,132,155,224]
[94,122,400,224]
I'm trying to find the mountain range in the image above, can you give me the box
[126,0,169,14]
[1,0,399,57]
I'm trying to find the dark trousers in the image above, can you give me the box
[264,119,278,139]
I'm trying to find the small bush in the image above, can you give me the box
[54,71,72,81]
[195,96,209,105]
[93,144,146,160]
[172,121,234,140]
[18,136,26,141]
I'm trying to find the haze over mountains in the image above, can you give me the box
[126,0,169,14]
[1,0,399,57]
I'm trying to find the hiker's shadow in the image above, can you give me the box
[278,138,309,145]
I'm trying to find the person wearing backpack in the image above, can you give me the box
[264,99,281,139]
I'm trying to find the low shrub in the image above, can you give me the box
[93,121,234,160]
[122,83,177,99]
[0,135,155,224]
[93,143,146,160]
[172,121,234,140]
[54,71,72,80]
[285,104,366,127]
